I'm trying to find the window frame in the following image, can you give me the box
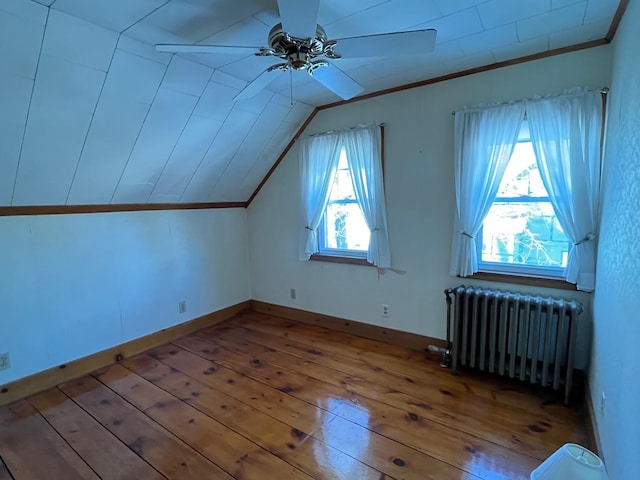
[475,125,570,280]
[310,126,385,266]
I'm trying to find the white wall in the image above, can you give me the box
[0,208,250,385]
[247,46,611,369]
[590,0,640,477]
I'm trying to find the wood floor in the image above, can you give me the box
[0,312,589,480]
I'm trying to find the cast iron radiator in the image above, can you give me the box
[444,285,582,405]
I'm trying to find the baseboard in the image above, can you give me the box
[0,301,251,407]
[584,378,604,457]
[250,300,447,352]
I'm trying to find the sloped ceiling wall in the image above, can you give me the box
[0,0,620,207]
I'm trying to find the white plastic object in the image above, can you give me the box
[531,443,607,480]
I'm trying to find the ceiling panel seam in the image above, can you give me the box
[205,91,278,200]
[120,0,171,35]
[65,33,121,205]
[10,6,49,206]
[107,57,171,204]
[176,86,247,203]
[145,64,217,203]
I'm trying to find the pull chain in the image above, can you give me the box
[289,67,294,106]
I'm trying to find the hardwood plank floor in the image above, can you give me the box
[0,312,588,480]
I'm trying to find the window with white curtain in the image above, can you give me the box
[318,147,371,257]
[450,89,604,291]
[299,124,391,267]
[477,120,571,278]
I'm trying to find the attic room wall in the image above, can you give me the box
[0,208,251,385]
[247,45,611,369]
[590,0,640,476]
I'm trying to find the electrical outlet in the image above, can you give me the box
[600,391,606,417]
[178,300,187,314]
[382,304,390,317]
[290,288,296,300]
[0,352,10,371]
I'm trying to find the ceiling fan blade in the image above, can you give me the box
[332,29,437,58]
[155,44,261,55]
[277,0,320,39]
[309,63,364,100]
[234,67,283,102]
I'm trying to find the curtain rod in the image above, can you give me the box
[301,122,385,139]
[451,87,609,116]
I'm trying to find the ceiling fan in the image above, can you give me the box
[155,0,437,102]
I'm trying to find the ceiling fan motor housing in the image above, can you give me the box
[267,23,328,69]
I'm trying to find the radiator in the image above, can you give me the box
[444,285,582,405]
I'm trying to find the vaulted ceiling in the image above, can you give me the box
[1,0,620,207]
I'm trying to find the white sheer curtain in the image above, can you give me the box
[343,125,391,267]
[450,103,525,277]
[526,91,603,291]
[299,133,342,260]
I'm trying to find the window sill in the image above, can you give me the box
[463,271,578,291]
[310,254,373,267]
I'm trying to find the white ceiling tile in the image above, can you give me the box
[192,80,238,122]
[1,0,48,23]
[0,3,46,78]
[13,108,94,206]
[0,73,33,205]
[283,101,315,125]
[270,92,295,107]
[478,0,551,30]
[584,0,618,24]
[67,100,151,204]
[234,88,273,115]
[315,0,389,26]
[43,10,118,72]
[181,108,259,202]
[117,35,172,66]
[433,0,491,16]
[30,55,106,114]
[458,24,518,56]
[492,35,549,62]
[112,87,198,203]
[209,103,291,200]
[110,183,156,204]
[149,115,224,202]
[326,0,442,39]
[517,2,587,41]
[101,49,166,105]
[549,17,610,49]
[53,0,167,33]
[236,121,298,196]
[139,0,232,43]
[162,55,213,96]
[415,8,485,43]
[12,56,106,205]
[218,54,279,82]
[211,69,246,90]
[552,0,584,8]
[199,15,270,46]
[123,21,185,48]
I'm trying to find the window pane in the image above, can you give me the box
[323,203,370,251]
[329,150,355,201]
[481,201,570,268]
[497,142,547,197]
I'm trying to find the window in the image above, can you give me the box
[317,148,370,258]
[450,90,603,290]
[300,124,391,267]
[477,122,570,278]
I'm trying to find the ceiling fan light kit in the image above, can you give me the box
[155,0,436,102]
